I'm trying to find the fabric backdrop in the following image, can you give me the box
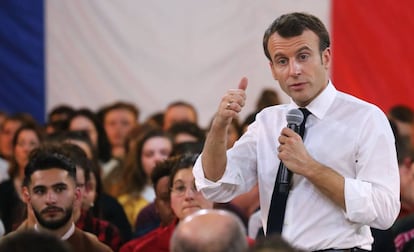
[0,0,412,128]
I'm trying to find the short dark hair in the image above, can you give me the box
[151,156,178,190]
[168,153,199,190]
[61,142,91,183]
[389,105,414,123]
[48,104,75,122]
[100,101,140,122]
[165,101,198,125]
[168,121,206,143]
[263,12,330,61]
[24,144,77,186]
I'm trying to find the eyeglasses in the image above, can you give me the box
[171,183,198,196]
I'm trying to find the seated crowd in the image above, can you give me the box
[0,96,412,252]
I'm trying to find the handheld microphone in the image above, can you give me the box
[277,109,304,193]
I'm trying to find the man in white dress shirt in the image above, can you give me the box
[193,12,400,251]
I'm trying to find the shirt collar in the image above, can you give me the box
[288,80,337,119]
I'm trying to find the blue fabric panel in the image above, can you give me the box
[0,0,45,124]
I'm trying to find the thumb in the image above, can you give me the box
[238,77,248,91]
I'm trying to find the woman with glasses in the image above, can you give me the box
[119,153,214,252]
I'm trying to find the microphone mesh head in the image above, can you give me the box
[286,109,304,125]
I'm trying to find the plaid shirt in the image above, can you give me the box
[76,209,123,252]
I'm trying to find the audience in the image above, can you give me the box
[0,113,37,183]
[1,95,410,251]
[62,143,123,251]
[68,108,113,176]
[119,153,214,252]
[106,128,173,229]
[134,156,176,238]
[60,130,132,242]
[0,124,44,234]
[170,209,248,252]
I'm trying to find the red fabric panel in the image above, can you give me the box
[331,0,414,112]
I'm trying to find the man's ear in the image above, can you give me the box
[269,61,278,80]
[22,186,30,203]
[322,47,331,69]
[75,186,81,202]
[403,157,412,169]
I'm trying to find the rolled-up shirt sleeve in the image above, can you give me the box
[193,125,259,203]
[343,108,400,229]
[193,154,241,202]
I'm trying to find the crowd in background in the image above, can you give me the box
[0,88,285,251]
[0,87,413,252]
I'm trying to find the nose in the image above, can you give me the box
[184,186,197,198]
[22,144,32,153]
[289,59,301,76]
[46,191,57,203]
[154,153,167,163]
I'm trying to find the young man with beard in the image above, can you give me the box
[20,144,112,252]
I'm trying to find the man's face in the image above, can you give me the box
[27,168,80,230]
[267,30,331,107]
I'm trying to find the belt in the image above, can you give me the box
[313,248,369,252]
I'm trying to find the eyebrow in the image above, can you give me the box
[33,182,68,190]
[273,45,312,61]
[173,179,185,185]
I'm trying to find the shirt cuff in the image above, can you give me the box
[344,178,376,224]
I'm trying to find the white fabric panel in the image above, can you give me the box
[46,0,330,128]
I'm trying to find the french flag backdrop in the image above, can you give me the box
[0,0,413,127]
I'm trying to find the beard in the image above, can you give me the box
[33,206,73,230]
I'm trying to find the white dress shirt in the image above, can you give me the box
[193,82,400,251]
